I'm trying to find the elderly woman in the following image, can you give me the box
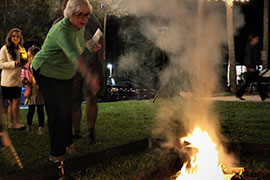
[0,28,26,130]
[32,0,98,163]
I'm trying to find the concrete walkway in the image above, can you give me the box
[201,95,270,102]
[179,92,270,102]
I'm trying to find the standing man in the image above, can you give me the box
[55,0,104,143]
[236,34,267,101]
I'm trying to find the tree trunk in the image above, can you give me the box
[263,0,269,69]
[100,12,107,98]
[226,2,237,93]
[0,0,7,44]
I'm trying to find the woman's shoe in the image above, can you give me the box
[13,124,26,130]
[26,126,32,133]
[66,144,77,154]
[37,127,44,135]
[8,123,14,129]
[72,130,83,140]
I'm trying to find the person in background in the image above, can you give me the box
[21,46,45,135]
[55,0,103,143]
[72,3,103,143]
[236,34,267,101]
[32,0,99,164]
[0,28,26,130]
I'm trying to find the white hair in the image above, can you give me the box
[63,0,92,18]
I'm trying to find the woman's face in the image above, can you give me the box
[69,6,90,30]
[11,31,21,46]
[27,51,33,62]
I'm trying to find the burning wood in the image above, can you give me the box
[172,166,269,180]
[222,166,245,180]
[175,127,235,180]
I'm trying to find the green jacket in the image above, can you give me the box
[32,17,85,80]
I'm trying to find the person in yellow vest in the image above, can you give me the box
[21,46,45,135]
[0,28,26,130]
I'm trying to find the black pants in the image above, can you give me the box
[27,105,44,127]
[33,69,73,156]
[236,70,267,99]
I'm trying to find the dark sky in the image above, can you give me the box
[105,0,266,65]
[235,0,265,64]
[239,0,264,36]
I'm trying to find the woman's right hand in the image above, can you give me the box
[92,43,101,52]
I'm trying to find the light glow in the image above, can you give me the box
[107,63,113,77]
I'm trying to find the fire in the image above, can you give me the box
[176,127,233,180]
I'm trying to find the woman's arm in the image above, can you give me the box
[0,46,20,69]
[75,52,99,95]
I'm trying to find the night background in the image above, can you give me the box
[235,0,265,64]
[0,0,267,67]
[102,0,268,87]
[1,1,270,179]
[0,0,268,89]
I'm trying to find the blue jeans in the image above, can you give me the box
[33,69,73,156]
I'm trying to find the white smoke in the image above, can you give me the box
[118,51,140,72]
[113,0,245,168]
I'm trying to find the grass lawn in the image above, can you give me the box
[1,98,270,179]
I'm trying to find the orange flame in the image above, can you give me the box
[176,127,233,180]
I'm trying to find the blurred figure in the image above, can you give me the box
[21,46,45,135]
[32,0,99,164]
[55,0,103,143]
[0,28,26,130]
[72,4,103,143]
[236,34,267,101]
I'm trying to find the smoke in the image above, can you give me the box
[234,5,245,34]
[118,51,140,72]
[114,0,245,168]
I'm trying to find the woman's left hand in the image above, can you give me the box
[92,43,101,52]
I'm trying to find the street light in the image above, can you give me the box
[107,63,113,77]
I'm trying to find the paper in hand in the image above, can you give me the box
[85,28,103,52]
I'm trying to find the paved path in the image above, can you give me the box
[200,95,270,102]
[179,92,270,102]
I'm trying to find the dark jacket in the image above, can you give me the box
[244,43,260,69]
